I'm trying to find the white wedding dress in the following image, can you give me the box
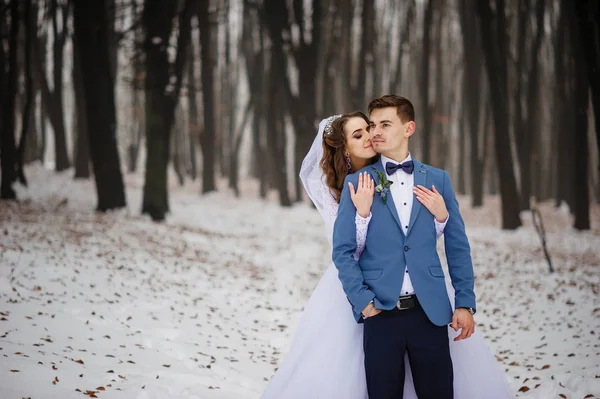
[261,118,513,399]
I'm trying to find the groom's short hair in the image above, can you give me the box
[368,95,415,123]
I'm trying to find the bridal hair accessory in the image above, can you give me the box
[323,114,342,136]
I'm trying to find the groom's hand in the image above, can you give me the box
[451,308,475,341]
[362,302,382,319]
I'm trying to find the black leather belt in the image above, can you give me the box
[396,294,419,310]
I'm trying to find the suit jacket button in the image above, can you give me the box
[404,246,409,252]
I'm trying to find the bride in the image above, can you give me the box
[261,112,513,398]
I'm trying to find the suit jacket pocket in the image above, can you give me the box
[428,266,445,278]
[363,269,383,280]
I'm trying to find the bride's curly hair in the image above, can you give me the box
[320,111,376,203]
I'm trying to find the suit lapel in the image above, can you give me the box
[406,160,426,237]
[371,161,404,234]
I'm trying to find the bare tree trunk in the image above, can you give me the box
[292,0,321,201]
[39,93,46,163]
[476,0,522,229]
[242,3,268,197]
[0,0,19,199]
[521,0,546,209]
[575,1,600,174]
[554,2,572,207]
[73,0,126,211]
[457,107,466,194]
[73,18,90,179]
[513,0,528,209]
[141,0,192,220]
[173,104,185,186]
[229,102,252,197]
[333,0,353,112]
[459,0,484,207]
[106,0,117,86]
[432,8,445,169]
[419,0,435,164]
[16,0,34,186]
[23,93,39,164]
[391,1,415,93]
[485,107,498,196]
[186,33,198,180]
[47,0,70,171]
[566,1,591,230]
[128,0,143,173]
[260,0,321,202]
[353,0,373,109]
[197,0,217,193]
[267,54,291,207]
[22,1,40,165]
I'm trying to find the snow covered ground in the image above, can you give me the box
[1,164,599,399]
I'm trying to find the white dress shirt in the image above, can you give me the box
[380,153,448,296]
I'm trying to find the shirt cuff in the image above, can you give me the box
[355,212,372,225]
[434,214,449,227]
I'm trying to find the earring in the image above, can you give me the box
[345,152,351,171]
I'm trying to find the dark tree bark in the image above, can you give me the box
[521,0,546,209]
[229,102,252,197]
[566,1,591,230]
[22,0,40,165]
[39,88,47,163]
[267,54,291,207]
[419,0,435,165]
[512,0,545,211]
[173,104,185,186]
[574,1,600,174]
[391,1,415,93]
[476,0,522,229]
[141,0,192,220]
[262,0,321,202]
[553,1,573,208]
[291,0,321,201]
[333,0,353,113]
[73,0,126,211]
[16,0,34,186]
[197,0,217,194]
[457,108,466,195]
[512,0,528,209]
[242,2,268,197]
[72,18,90,179]
[127,0,143,173]
[353,0,373,110]
[34,0,70,172]
[459,0,484,206]
[186,32,198,181]
[0,0,19,200]
[106,0,117,86]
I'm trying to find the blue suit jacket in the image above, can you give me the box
[332,158,476,325]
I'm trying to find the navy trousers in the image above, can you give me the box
[363,302,453,399]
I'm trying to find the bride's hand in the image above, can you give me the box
[349,172,374,218]
[413,185,448,222]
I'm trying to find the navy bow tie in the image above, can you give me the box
[385,160,414,175]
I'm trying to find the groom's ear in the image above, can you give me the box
[405,121,416,138]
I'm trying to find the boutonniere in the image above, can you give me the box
[374,171,393,204]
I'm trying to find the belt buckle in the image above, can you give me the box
[396,295,413,310]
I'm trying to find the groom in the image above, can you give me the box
[332,95,476,398]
